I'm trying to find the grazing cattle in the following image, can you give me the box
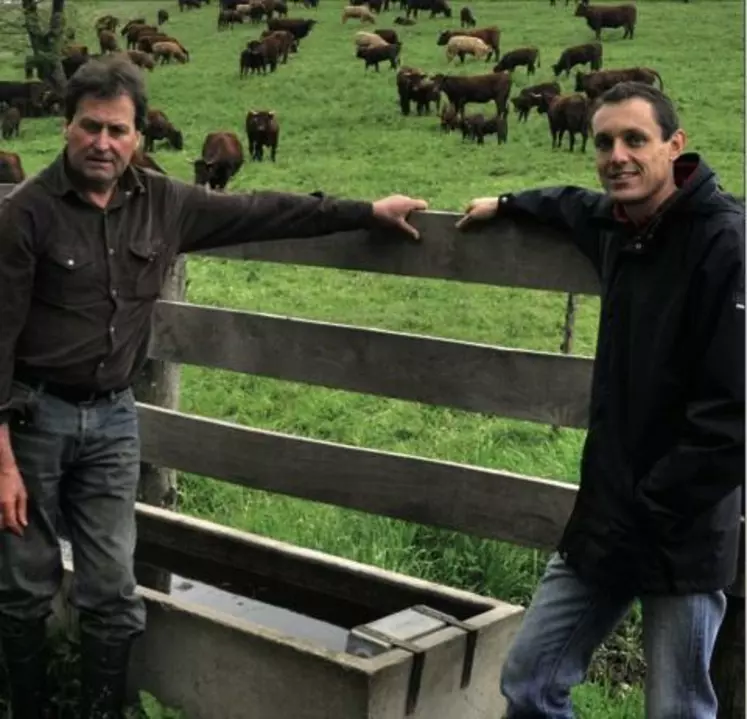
[95,15,118,32]
[410,76,441,114]
[98,30,119,53]
[464,113,507,144]
[267,17,317,40]
[194,132,244,190]
[152,41,188,64]
[260,29,298,60]
[460,6,475,27]
[552,42,602,77]
[431,71,512,117]
[355,31,389,49]
[0,82,47,117]
[242,37,280,74]
[0,151,24,183]
[437,27,499,59]
[245,110,279,161]
[125,24,158,48]
[532,92,590,152]
[396,66,426,115]
[394,15,415,24]
[157,9,169,24]
[440,103,459,131]
[493,46,540,75]
[511,81,561,121]
[143,109,184,152]
[373,28,399,44]
[125,49,155,70]
[357,42,401,71]
[62,44,90,57]
[405,0,451,18]
[1,107,21,139]
[575,67,663,98]
[219,9,244,27]
[62,53,91,79]
[445,35,491,63]
[342,5,376,23]
[575,3,636,40]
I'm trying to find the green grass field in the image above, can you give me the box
[0,0,743,716]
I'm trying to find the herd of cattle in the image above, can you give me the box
[0,0,671,189]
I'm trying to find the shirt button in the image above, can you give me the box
[111,288,118,298]
[99,361,105,368]
[67,258,74,266]
[109,325,115,334]
[108,248,115,256]
[634,243,642,250]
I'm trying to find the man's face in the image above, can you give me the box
[592,97,686,206]
[65,93,141,191]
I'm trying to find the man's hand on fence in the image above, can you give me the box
[455,197,499,230]
[372,195,428,241]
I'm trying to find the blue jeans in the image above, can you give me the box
[0,379,146,642]
[501,552,727,718]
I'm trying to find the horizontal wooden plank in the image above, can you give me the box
[150,302,594,429]
[136,404,577,552]
[134,504,499,628]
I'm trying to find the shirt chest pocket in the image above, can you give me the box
[37,247,98,306]
[123,237,164,300]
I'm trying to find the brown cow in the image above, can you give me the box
[437,27,499,61]
[126,49,155,70]
[410,75,441,115]
[533,92,590,152]
[430,71,512,118]
[260,29,298,60]
[511,81,561,122]
[95,15,118,32]
[0,151,24,183]
[460,6,475,27]
[396,66,426,115]
[552,42,602,77]
[393,15,415,24]
[157,9,170,24]
[245,110,279,162]
[575,67,663,98]
[575,3,637,40]
[464,113,508,144]
[357,42,400,71]
[194,132,244,190]
[98,30,119,53]
[493,46,540,75]
[218,9,244,27]
[266,17,317,41]
[374,28,399,44]
[142,109,184,152]
[1,107,21,139]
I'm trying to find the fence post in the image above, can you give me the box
[552,292,577,433]
[132,256,187,593]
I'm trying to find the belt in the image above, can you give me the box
[14,369,130,405]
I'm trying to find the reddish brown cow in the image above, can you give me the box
[266,17,317,41]
[552,42,602,77]
[1,107,21,139]
[357,42,401,71]
[437,27,499,60]
[493,46,540,75]
[396,66,427,115]
[575,67,663,98]
[142,109,184,152]
[374,28,399,44]
[98,30,119,53]
[0,151,25,183]
[533,92,590,152]
[246,110,279,162]
[511,81,561,122]
[259,29,298,60]
[431,71,512,118]
[575,3,636,40]
[194,132,244,190]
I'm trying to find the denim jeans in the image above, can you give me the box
[501,552,727,718]
[0,379,146,642]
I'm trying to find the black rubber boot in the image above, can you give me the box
[78,633,133,719]
[0,618,49,719]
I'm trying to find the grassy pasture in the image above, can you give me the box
[0,0,743,715]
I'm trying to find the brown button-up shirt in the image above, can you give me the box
[0,152,375,422]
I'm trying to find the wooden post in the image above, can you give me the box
[552,292,577,433]
[711,530,745,719]
[132,256,187,593]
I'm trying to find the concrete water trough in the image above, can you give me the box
[53,505,524,719]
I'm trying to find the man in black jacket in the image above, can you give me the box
[0,56,426,719]
[457,82,744,717]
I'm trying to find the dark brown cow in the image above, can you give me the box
[440,103,459,131]
[468,114,508,144]
[493,46,540,75]
[431,71,512,118]
[194,132,244,190]
[396,66,427,115]
[218,9,244,28]
[511,81,561,122]
[95,15,118,32]
[0,152,25,184]
[260,29,298,59]
[266,17,317,41]
[98,30,119,53]
[437,27,499,60]
[245,110,279,162]
[374,28,399,44]
[460,6,475,27]
[410,75,441,114]
[142,109,184,152]
[356,42,401,71]
[1,108,21,140]
[126,49,155,71]
[575,3,637,40]
[157,9,169,24]
[575,67,663,98]
[394,15,415,24]
[533,92,590,152]
[125,24,158,48]
[552,42,602,77]
[137,34,189,59]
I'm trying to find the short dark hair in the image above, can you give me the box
[65,55,148,131]
[590,81,680,141]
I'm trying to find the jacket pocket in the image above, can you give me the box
[37,247,96,305]
[127,237,163,299]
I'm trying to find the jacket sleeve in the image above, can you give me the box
[635,220,745,521]
[0,200,37,426]
[498,186,607,275]
[173,180,376,254]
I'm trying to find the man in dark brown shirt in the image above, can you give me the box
[0,56,427,719]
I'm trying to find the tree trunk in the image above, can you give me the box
[22,0,67,92]
[132,257,187,594]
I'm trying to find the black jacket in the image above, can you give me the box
[499,153,745,595]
